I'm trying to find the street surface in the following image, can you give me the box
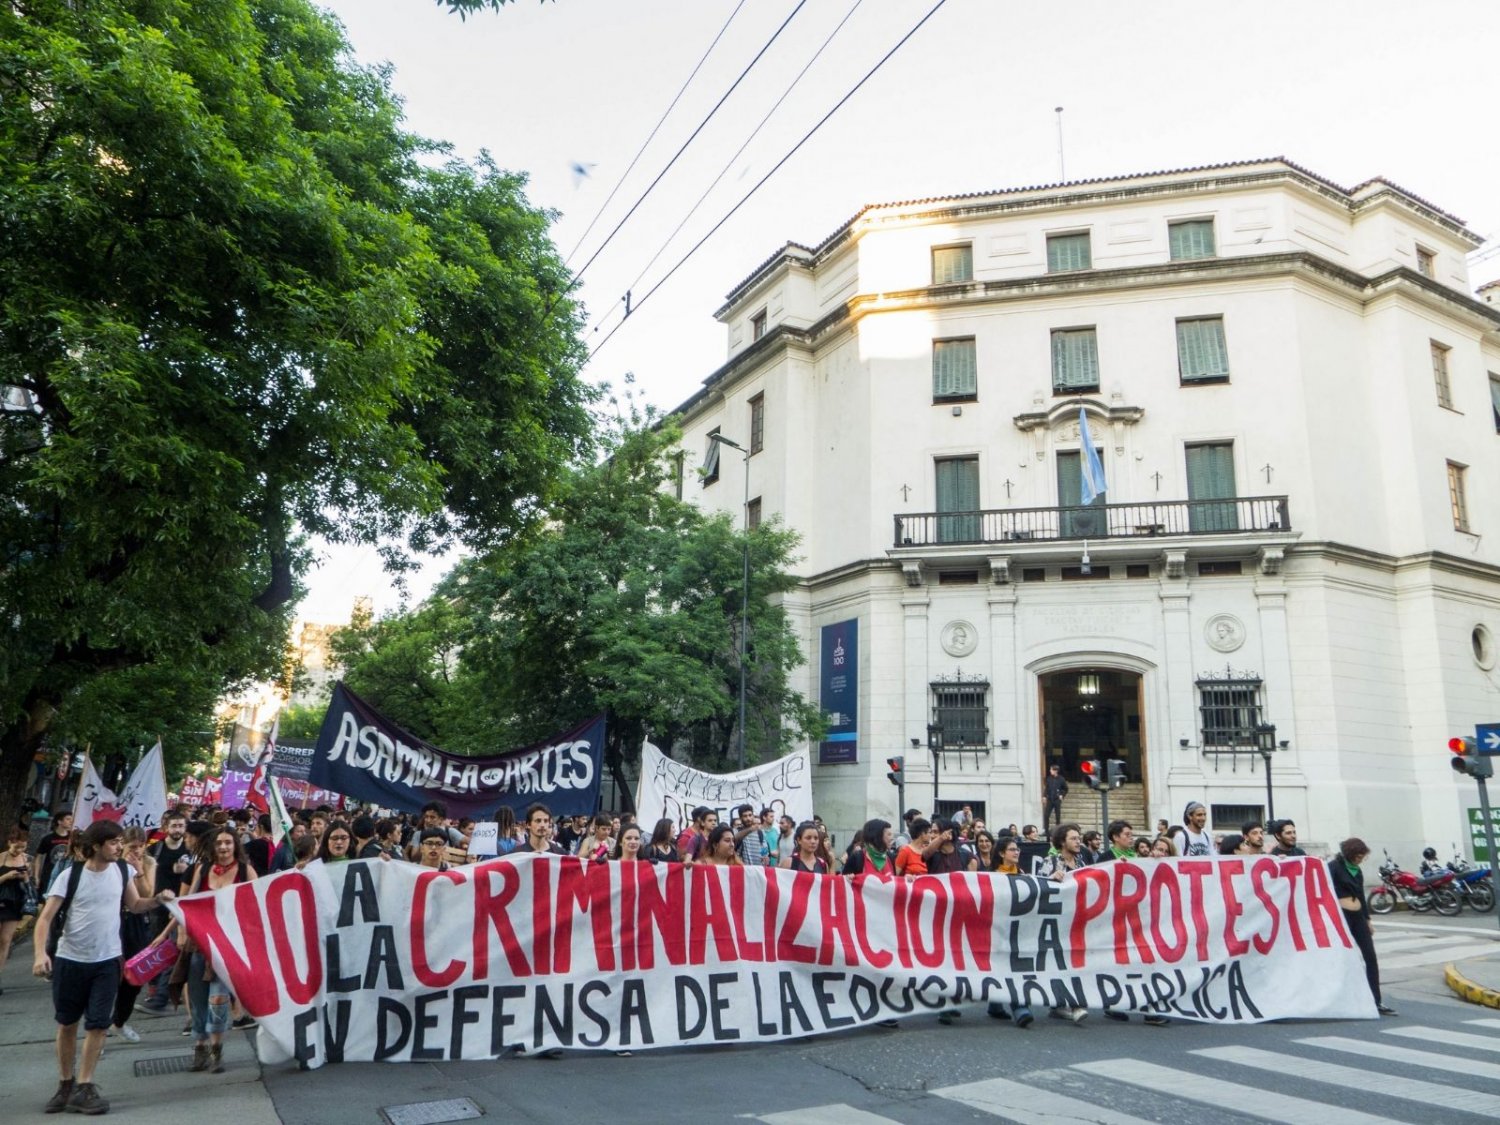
[3,913,1498,1124]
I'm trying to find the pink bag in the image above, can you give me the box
[124,937,179,987]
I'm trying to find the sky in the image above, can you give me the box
[297,0,1500,621]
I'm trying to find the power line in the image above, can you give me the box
[564,0,749,269]
[587,0,951,364]
[623,0,866,298]
[568,0,810,289]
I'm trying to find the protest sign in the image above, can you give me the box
[172,854,1375,1069]
[468,822,500,857]
[273,739,315,782]
[179,777,206,804]
[311,683,605,819]
[636,743,813,832]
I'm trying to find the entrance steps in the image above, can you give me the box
[1051,782,1148,838]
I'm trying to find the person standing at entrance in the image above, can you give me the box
[1329,837,1394,1016]
[1043,764,1068,829]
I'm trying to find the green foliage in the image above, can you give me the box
[337,405,825,797]
[436,1,550,18]
[275,702,330,742]
[0,0,592,826]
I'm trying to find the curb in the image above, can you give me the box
[1444,962,1500,1009]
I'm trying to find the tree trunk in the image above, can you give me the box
[0,706,51,838]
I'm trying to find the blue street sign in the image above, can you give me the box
[1477,723,1500,755]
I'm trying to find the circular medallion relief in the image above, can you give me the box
[941,620,979,658]
[1204,613,1246,653]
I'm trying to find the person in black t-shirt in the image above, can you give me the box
[33,811,74,895]
[1329,837,1393,1015]
[515,804,566,855]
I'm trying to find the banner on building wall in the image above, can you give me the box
[171,854,1376,1069]
[310,683,605,819]
[636,742,813,832]
[818,619,859,765]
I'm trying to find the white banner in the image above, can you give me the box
[117,741,169,831]
[171,855,1377,1069]
[635,743,813,833]
[71,753,118,830]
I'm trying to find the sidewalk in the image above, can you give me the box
[1447,954,1500,1010]
[0,933,281,1122]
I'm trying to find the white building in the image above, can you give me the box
[670,158,1500,857]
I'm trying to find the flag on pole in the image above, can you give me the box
[1079,408,1107,505]
[117,740,169,831]
[246,714,278,814]
[72,753,127,829]
[267,775,294,847]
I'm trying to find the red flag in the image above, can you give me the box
[245,715,278,813]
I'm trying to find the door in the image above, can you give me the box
[1186,442,1238,532]
[1056,450,1106,538]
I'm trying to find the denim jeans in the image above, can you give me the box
[187,951,231,1040]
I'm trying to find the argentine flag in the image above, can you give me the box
[1079,408,1107,505]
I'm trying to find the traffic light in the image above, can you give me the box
[1450,737,1494,779]
[1105,759,1127,789]
[1080,761,1105,790]
[886,755,904,787]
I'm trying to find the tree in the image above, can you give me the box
[329,599,466,744]
[338,410,824,805]
[0,0,593,831]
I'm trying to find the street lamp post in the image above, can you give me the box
[1255,722,1277,823]
[927,722,945,805]
[709,433,751,771]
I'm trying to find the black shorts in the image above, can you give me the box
[53,956,121,1031]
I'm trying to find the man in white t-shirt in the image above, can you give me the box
[1170,802,1214,857]
[32,820,175,1116]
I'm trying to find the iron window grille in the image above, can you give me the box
[1197,669,1263,755]
[932,673,990,750]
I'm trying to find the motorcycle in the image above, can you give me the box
[1367,852,1462,915]
[1446,851,1495,913]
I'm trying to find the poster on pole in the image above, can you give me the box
[635,742,812,832]
[818,619,858,764]
[171,854,1378,1070]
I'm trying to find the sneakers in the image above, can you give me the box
[117,1025,140,1043]
[44,1078,74,1114]
[66,1082,109,1116]
[1048,1006,1087,1023]
[1103,1011,1129,1022]
[1144,1014,1170,1026]
[937,1010,961,1025]
[1012,1007,1034,1029]
[139,997,169,1014]
[231,1014,256,1030]
[1377,1004,1398,1016]
[180,1023,191,1037]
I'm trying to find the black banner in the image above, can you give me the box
[310,683,605,818]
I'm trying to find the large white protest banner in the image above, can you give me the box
[636,743,813,832]
[172,854,1376,1069]
[117,740,169,831]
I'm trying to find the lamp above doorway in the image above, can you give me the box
[1077,672,1101,696]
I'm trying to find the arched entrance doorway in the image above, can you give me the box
[1037,668,1148,812]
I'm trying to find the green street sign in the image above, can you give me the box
[1467,806,1500,862]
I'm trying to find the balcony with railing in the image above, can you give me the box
[893,496,1291,548]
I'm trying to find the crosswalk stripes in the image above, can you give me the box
[751,1019,1500,1124]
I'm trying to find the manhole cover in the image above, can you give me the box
[133,1055,198,1077]
[380,1098,484,1125]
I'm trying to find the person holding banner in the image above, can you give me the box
[780,822,828,874]
[180,827,256,1073]
[316,822,355,864]
[840,819,895,876]
[610,824,644,862]
[644,819,679,864]
[1330,837,1395,1016]
[698,825,744,868]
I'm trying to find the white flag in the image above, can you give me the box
[267,774,294,847]
[118,741,169,831]
[72,753,126,830]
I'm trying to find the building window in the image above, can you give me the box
[1186,442,1238,532]
[1169,219,1216,261]
[1176,317,1230,384]
[932,244,973,284]
[1046,231,1091,272]
[1490,373,1500,432]
[672,451,685,500]
[702,428,721,486]
[1055,450,1105,538]
[749,393,764,455]
[932,680,989,749]
[1448,460,1470,531]
[932,337,978,402]
[1197,675,1263,751]
[1051,327,1099,393]
[1416,246,1436,278]
[746,496,762,530]
[935,456,980,544]
[751,310,767,340]
[1432,341,1453,408]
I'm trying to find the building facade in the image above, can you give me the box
[671,159,1500,856]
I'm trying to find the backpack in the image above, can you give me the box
[46,859,130,959]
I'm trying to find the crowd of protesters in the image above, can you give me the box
[0,792,1386,1114]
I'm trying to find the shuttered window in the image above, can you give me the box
[1051,328,1099,392]
[935,457,980,543]
[1047,232,1092,272]
[1177,317,1230,383]
[1186,442,1237,531]
[1169,219,1216,260]
[933,338,978,401]
[1056,450,1105,538]
[932,244,973,284]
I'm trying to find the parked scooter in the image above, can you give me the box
[1440,848,1495,913]
[1368,851,1462,915]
